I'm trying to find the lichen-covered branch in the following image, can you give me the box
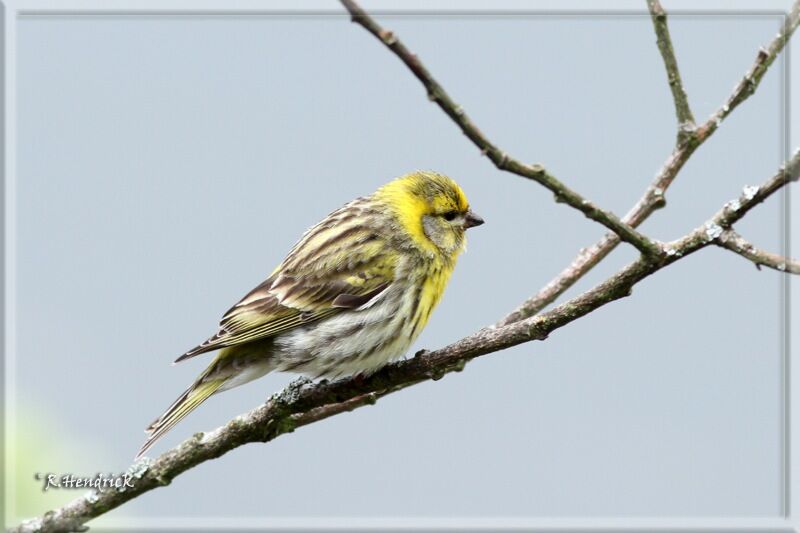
[497,0,800,326]
[647,0,695,129]
[339,0,660,257]
[12,150,800,533]
[670,150,800,255]
[717,229,800,274]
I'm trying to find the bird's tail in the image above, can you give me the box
[136,374,226,459]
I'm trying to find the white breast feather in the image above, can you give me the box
[273,281,421,378]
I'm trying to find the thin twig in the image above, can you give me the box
[339,0,661,257]
[717,229,800,274]
[647,0,695,130]
[497,0,800,326]
[699,0,800,138]
[13,150,799,533]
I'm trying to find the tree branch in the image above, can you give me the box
[338,0,798,327]
[671,150,800,255]
[12,149,800,533]
[647,0,695,130]
[717,229,800,274]
[339,0,661,257]
[497,0,800,326]
[704,0,800,136]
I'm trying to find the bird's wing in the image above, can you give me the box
[175,214,396,362]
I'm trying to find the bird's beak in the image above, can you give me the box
[464,210,485,229]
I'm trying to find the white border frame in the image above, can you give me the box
[2,0,796,530]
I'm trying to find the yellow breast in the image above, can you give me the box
[407,257,456,340]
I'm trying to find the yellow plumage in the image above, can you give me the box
[138,171,483,458]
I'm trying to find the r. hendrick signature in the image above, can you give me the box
[34,472,135,492]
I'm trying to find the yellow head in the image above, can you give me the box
[375,171,484,259]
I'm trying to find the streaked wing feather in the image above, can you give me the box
[175,207,396,363]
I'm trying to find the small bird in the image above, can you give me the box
[137,171,484,457]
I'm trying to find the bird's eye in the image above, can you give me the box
[443,211,457,221]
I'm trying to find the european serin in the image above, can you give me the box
[138,171,483,457]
